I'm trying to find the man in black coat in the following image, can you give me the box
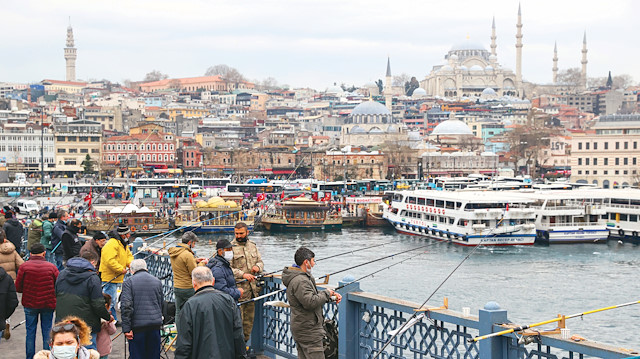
[61,218,83,262]
[207,239,242,301]
[121,259,164,359]
[175,266,246,359]
[51,210,69,270]
[0,267,18,340]
[2,211,23,254]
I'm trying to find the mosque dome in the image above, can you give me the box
[412,88,427,98]
[350,125,366,134]
[326,85,344,94]
[387,124,399,133]
[449,54,459,61]
[369,127,384,134]
[451,42,486,51]
[363,82,377,88]
[481,88,497,98]
[469,65,484,72]
[488,54,497,62]
[485,65,494,72]
[350,101,391,116]
[459,65,468,72]
[431,119,473,136]
[439,65,453,73]
[408,131,422,141]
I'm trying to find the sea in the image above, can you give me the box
[186,227,639,350]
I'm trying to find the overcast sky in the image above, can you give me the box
[2,0,638,90]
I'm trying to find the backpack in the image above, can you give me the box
[27,219,43,251]
[323,318,338,359]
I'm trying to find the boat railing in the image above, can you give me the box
[135,249,636,359]
[605,203,640,210]
[545,221,604,228]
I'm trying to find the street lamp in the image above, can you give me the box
[418,161,423,181]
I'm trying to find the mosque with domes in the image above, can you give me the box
[341,100,409,147]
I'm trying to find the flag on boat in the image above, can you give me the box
[83,188,92,208]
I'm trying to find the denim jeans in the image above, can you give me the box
[24,307,54,359]
[44,249,54,264]
[128,329,161,359]
[102,282,121,321]
[53,251,64,271]
[85,332,98,350]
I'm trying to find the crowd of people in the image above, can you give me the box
[0,206,343,359]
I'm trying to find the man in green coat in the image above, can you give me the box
[175,266,246,359]
[282,247,342,359]
[40,213,55,263]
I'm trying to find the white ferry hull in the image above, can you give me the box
[536,228,609,244]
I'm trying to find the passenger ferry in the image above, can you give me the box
[383,191,537,246]
[175,196,255,233]
[261,197,342,231]
[590,189,640,242]
[85,203,171,235]
[516,191,608,244]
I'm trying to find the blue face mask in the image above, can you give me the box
[51,344,78,359]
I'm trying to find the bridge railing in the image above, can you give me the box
[139,252,638,359]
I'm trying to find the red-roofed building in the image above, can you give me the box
[138,75,255,93]
[101,132,176,174]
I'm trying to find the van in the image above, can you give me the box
[17,199,40,214]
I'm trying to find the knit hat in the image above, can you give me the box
[216,239,233,250]
[49,212,58,219]
[117,223,130,235]
[30,243,45,255]
[93,231,107,240]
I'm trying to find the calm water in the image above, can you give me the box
[186,227,640,350]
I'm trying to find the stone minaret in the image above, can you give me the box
[64,21,77,82]
[385,57,392,112]
[552,42,558,83]
[581,31,588,90]
[490,16,497,57]
[515,3,523,88]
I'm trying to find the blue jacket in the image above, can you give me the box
[207,255,241,301]
[52,220,67,254]
[120,269,163,333]
[55,257,110,334]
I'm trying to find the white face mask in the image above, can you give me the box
[51,345,78,359]
[223,251,234,261]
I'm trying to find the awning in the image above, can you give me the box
[273,170,295,175]
[153,169,182,174]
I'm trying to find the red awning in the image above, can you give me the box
[272,170,295,175]
[154,169,169,173]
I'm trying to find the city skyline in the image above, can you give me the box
[1,0,638,90]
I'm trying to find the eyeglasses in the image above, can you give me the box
[52,323,76,333]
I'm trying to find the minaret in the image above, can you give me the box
[490,16,497,57]
[515,3,523,88]
[384,57,392,112]
[581,31,588,90]
[64,20,77,82]
[552,42,558,83]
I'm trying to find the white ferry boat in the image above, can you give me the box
[589,189,640,242]
[383,190,537,246]
[516,191,608,244]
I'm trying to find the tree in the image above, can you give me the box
[256,77,279,91]
[168,79,182,90]
[405,77,420,96]
[375,79,383,94]
[204,64,246,83]
[340,83,357,92]
[143,70,169,82]
[393,73,411,87]
[81,154,95,174]
[557,68,582,87]
[504,110,554,177]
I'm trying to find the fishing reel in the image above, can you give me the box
[255,274,266,287]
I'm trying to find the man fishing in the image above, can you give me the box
[282,247,341,359]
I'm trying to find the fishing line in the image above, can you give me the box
[372,216,508,358]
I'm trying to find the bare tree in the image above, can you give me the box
[256,77,279,91]
[393,73,411,87]
[143,70,169,82]
[168,79,182,90]
[205,64,246,83]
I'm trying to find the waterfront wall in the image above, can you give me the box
[135,250,638,359]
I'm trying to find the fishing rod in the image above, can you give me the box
[238,244,432,306]
[235,241,396,284]
[372,216,507,359]
[469,299,640,343]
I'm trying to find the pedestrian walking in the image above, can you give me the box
[121,259,164,359]
[99,224,133,323]
[33,316,100,359]
[175,267,246,359]
[55,251,111,350]
[40,212,55,264]
[208,239,242,301]
[52,210,70,270]
[168,231,207,320]
[230,222,264,342]
[0,266,18,340]
[282,247,342,359]
[15,243,59,359]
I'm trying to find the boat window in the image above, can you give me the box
[620,214,628,221]
[630,215,638,222]
[435,200,444,208]
[448,217,454,224]
[418,198,426,205]
[601,214,608,220]
[400,210,406,216]
[456,202,462,209]
[439,216,445,223]
[445,201,455,209]
[407,197,417,204]
[426,199,434,206]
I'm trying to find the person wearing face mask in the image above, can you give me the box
[61,219,83,264]
[229,222,263,342]
[99,224,134,324]
[207,239,243,302]
[168,231,208,322]
[281,247,342,359]
[34,316,100,359]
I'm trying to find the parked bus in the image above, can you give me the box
[226,183,284,197]
[186,177,231,189]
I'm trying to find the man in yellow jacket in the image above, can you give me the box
[100,223,133,323]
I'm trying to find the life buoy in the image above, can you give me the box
[142,225,148,231]
[619,229,625,237]
[131,226,136,232]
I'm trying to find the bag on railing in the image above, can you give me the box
[323,318,338,359]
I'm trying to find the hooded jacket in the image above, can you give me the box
[55,257,111,334]
[80,239,102,270]
[15,255,59,309]
[0,267,19,326]
[27,219,43,252]
[168,243,198,289]
[41,219,54,249]
[61,227,83,261]
[281,266,332,344]
[174,286,246,359]
[207,255,241,301]
[0,241,24,280]
[120,269,163,333]
[3,218,24,253]
[99,234,133,284]
[52,219,67,254]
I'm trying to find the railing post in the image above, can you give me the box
[479,301,508,359]
[337,275,361,359]
[132,237,144,259]
[250,288,265,355]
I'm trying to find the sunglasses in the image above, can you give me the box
[52,323,76,333]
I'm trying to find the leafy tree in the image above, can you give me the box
[405,77,420,96]
[143,70,169,82]
[204,64,246,83]
[81,154,95,174]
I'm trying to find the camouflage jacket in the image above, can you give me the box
[230,239,264,298]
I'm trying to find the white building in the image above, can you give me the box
[0,123,55,173]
